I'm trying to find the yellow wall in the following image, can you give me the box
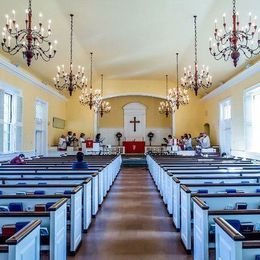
[203,72,260,150]
[0,67,67,151]
[65,89,95,139]
[99,96,171,128]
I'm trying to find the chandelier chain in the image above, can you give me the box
[90,52,93,90]
[176,53,179,92]
[101,74,104,95]
[194,15,198,65]
[165,74,168,95]
[70,14,74,68]
[28,0,32,11]
[232,0,236,15]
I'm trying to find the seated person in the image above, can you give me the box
[58,134,67,150]
[72,152,88,170]
[10,154,26,165]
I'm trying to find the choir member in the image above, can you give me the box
[79,133,86,149]
[58,135,67,150]
[66,131,73,146]
[185,134,193,150]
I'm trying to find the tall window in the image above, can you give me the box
[245,85,260,153]
[0,88,23,154]
[219,99,232,155]
[3,93,13,153]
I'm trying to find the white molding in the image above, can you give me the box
[202,62,260,101]
[0,57,68,101]
[104,92,165,99]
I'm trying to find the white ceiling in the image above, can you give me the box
[0,0,260,93]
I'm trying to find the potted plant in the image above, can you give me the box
[115,132,123,146]
[147,132,154,146]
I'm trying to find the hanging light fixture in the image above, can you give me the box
[181,16,212,96]
[158,74,173,117]
[1,0,57,66]
[54,14,86,96]
[79,52,102,109]
[209,0,259,67]
[94,74,111,117]
[168,53,190,110]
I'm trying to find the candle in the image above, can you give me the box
[39,13,42,24]
[249,12,252,23]
[209,37,212,48]
[222,13,226,24]
[5,14,8,25]
[12,10,15,21]
[214,19,217,29]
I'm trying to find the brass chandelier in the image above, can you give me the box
[54,14,87,96]
[209,0,259,67]
[79,52,102,109]
[158,74,173,118]
[94,74,111,117]
[168,53,189,110]
[1,0,57,66]
[181,16,212,96]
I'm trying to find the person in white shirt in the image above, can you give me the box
[79,133,86,149]
[58,135,67,150]
[185,133,193,150]
[201,133,211,149]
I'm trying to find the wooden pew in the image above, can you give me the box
[0,182,92,231]
[215,217,260,260]
[172,175,260,230]
[0,198,68,260]
[0,193,80,255]
[193,194,260,260]
[0,220,41,260]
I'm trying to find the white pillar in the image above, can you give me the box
[172,113,176,136]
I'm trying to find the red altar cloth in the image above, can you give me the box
[123,141,145,153]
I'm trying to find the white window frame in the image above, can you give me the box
[0,81,23,159]
[244,83,260,158]
[219,98,232,155]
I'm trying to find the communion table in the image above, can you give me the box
[123,141,145,154]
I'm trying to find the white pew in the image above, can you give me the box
[215,217,260,260]
[0,198,67,260]
[0,220,41,260]
[193,195,260,260]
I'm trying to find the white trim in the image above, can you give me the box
[202,61,260,101]
[104,92,165,99]
[0,56,67,101]
[0,81,22,97]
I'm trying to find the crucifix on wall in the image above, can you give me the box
[130,116,140,132]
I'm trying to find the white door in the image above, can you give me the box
[35,99,48,156]
[219,99,232,155]
[35,130,43,155]
[123,102,146,141]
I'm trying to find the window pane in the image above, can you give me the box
[4,93,12,123]
[251,93,260,152]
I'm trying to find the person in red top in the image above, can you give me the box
[10,154,26,165]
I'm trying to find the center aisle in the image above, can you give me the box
[69,167,192,260]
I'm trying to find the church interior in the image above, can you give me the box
[0,0,259,259]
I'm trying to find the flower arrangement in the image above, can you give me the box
[116,132,123,146]
[147,132,154,146]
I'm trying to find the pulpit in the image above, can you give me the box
[123,141,145,153]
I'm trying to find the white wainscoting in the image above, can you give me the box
[98,128,171,146]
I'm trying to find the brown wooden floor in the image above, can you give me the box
[68,167,193,260]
